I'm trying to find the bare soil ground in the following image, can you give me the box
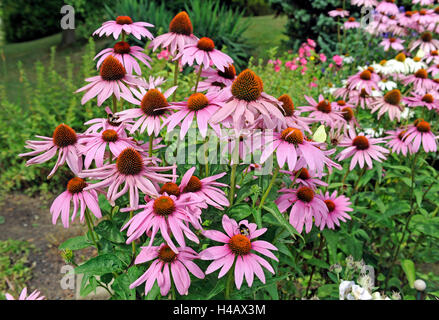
[0,193,96,300]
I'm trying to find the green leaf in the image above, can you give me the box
[265,283,279,300]
[95,220,125,244]
[59,236,92,251]
[205,279,225,300]
[401,259,416,288]
[308,258,329,269]
[145,282,160,300]
[227,203,252,221]
[75,254,124,276]
[317,284,338,298]
[262,203,303,240]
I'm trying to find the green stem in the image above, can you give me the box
[84,209,99,249]
[172,59,179,101]
[229,164,238,206]
[130,211,136,256]
[112,94,117,114]
[258,167,279,210]
[305,236,325,298]
[194,65,203,92]
[225,268,234,300]
[149,134,154,157]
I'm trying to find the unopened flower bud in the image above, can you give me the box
[414,279,426,291]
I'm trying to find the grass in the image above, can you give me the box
[242,15,288,60]
[0,15,287,104]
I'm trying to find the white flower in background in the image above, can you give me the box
[350,284,373,300]
[385,53,426,75]
[406,58,427,74]
[363,127,384,137]
[339,280,355,300]
[400,107,415,120]
[343,56,355,64]
[371,60,392,74]
[378,79,397,91]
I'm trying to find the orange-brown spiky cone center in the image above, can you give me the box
[360,70,372,80]
[353,136,370,150]
[116,16,133,25]
[113,41,131,54]
[342,107,354,122]
[317,99,332,113]
[384,89,401,105]
[141,89,168,116]
[160,182,181,197]
[297,186,314,203]
[395,53,406,62]
[231,69,263,102]
[422,94,434,103]
[116,148,143,176]
[416,120,431,132]
[324,200,336,212]
[218,64,236,80]
[295,168,310,180]
[281,128,304,145]
[228,234,251,255]
[153,196,176,216]
[169,11,193,36]
[100,56,126,81]
[278,94,295,117]
[53,124,77,147]
[197,37,215,52]
[67,177,87,194]
[182,176,202,193]
[158,245,177,262]
[348,17,356,22]
[421,31,433,42]
[102,129,118,142]
[187,93,209,111]
[415,69,428,79]
[398,130,407,141]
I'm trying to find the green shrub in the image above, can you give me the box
[1,0,63,42]
[104,0,251,71]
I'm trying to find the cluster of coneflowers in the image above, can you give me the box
[14,0,438,300]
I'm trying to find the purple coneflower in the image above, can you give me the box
[344,17,361,29]
[385,128,413,156]
[149,12,198,55]
[5,287,45,300]
[403,119,437,153]
[376,0,399,16]
[165,92,223,139]
[337,131,389,170]
[409,31,439,54]
[300,95,344,127]
[276,186,328,233]
[370,89,404,121]
[346,69,380,95]
[79,147,175,209]
[93,16,154,40]
[176,37,233,72]
[380,37,405,51]
[19,124,83,178]
[95,41,152,75]
[130,244,204,296]
[318,191,352,230]
[329,8,349,18]
[50,177,102,228]
[404,92,439,111]
[75,56,141,106]
[402,69,435,95]
[281,166,328,189]
[200,215,278,290]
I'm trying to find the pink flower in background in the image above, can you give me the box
[50,177,102,228]
[19,124,83,178]
[333,55,343,66]
[351,0,378,7]
[307,39,316,47]
[93,16,154,40]
[175,37,233,72]
[94,41,152,75]
[281,166,328,189]
[370,89,404,121]
[401,69,434,95]
[179,167,229,209]
[380,37,405,51]
[318,191,352,230]
[200,215,278,290]
[276,186,328,233]
[165,92,223,139]
[337,131,389,170]
[329,8,350,18]
[385,128,413,156]
[79,147,176,209]
[75,56,141,106]
[319,53,327,62]
[404,92,439,111]
[409,31,439,54]
[5,287,45,300]
[130,244,204,296]
[81,125,139,168]
[157,48,170,60]
[122,194,203,253]
[309,82,318,88]
[376,1,399,16]
[149,12,198,55]
[403,119,437,153]
[344,17,361,29]
[346,69,380,95]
